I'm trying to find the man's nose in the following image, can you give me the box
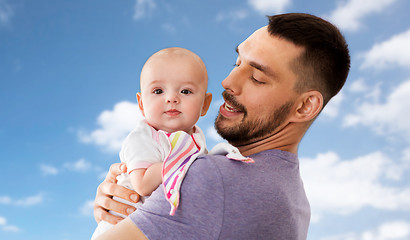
[221,66,244,95]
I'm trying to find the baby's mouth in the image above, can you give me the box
[165,109,181,116]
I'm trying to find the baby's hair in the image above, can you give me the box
[140,47,208,90]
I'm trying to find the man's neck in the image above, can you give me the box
[234,123,303,156]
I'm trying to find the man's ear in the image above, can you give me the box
[200,93,213,116]
[136,93,145,117]
[290,91,323,123]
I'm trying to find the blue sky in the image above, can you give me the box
[1,0,410,239]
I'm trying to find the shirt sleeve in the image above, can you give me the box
[120,121,167,174]
[129,155,225,240]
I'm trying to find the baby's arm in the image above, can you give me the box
[129,162,163,196]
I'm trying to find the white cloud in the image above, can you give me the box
[0,196,11,204]
[247,0,291,15]
[79,101,143,153]
[343,80,410,141]
[206,126,223,142]
[322,220,410,240]
[80,200,94,216]
[321,92,344,118]
[348,78,382,103]
[204,98,224,143]
[40,164,59,176]
[377,221,410,239]
[361,29,410,70]
[98,170,108,180]
[327,0,397,32]
[211,98,224,111]
[64,158,91,173]
[161,23,176,34]
[216,9,249,22]
[300,151,410,222]
[0,0,13,26]
[0,216,20,232]
[134,0,156,20]
[402,148,410,163]
[1,194,44,207]
[349,78,369,93]
[2,225,20,232]
[348,78,382,107]
[14,193,44,207]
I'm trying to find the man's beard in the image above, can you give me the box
[215,91,294,145]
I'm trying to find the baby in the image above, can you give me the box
[91,47,212,239]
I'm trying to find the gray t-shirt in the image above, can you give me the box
[130,149,310,239]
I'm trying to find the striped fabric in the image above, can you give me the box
[162,131,201,216]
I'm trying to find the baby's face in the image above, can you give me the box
[138,54,210,134]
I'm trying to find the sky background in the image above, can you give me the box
[1,0,410,239]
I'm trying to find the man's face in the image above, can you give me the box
[215,26,304,146]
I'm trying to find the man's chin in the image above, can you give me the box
[215,118,246,143]
[215,114,236,132]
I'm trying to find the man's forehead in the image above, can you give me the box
[237,26,268,52]
[235,25,306,84]
[238,26,303,60]
[244,26,268,44]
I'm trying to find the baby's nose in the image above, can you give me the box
[166,94,179,103]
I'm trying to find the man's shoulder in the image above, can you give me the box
[188,149,301,191]
[189,153,237,175]
[185,154,225,178]
[179,154,234,199]
[185,153,255,188]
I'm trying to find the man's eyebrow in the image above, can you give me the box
[250,61,275,77]
[236,45,275,78]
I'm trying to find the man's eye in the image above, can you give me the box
[181,89,192,94]
[251,76,265,85]
[153,89,163,94]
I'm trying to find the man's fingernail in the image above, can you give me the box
[130,194,138,202]
[127,208,135,215]
[120,164,126,171]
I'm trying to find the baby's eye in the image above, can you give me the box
[181,89,192,94]
[153,89,163,94]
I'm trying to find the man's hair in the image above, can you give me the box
[267,13,350,106]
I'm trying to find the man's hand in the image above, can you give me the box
[94,163,140,225]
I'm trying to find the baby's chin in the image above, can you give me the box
[154,124,193,135]
[166,128,193,135]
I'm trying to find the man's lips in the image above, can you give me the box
[224,102,240,112]
[219,102,243,118]
[219,91,246,118]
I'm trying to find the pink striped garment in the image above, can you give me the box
[162,131,201,216]
[161,131,254,216]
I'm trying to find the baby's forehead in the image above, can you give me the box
[141,48,208,87]
[144,78,203,88]
[150,49,200,64]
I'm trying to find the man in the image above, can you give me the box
[94,13,350,239]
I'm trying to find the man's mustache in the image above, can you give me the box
[222,91,247,113]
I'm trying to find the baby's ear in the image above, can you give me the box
[201,93,213,116]
[136,93,145,117]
